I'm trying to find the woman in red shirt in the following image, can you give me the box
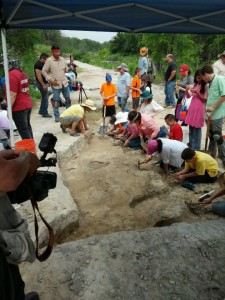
[5,61,33,139]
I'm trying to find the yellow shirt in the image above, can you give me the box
[60,104,85,118]
[185,151,218,177]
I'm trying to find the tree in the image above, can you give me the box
[6,29,42,55]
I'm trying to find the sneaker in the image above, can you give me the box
[60,124,66,133]
[42,114,52,118]
[55,118,60,123]
[181,181,195,191]
[163,104,170,108]
[25,292,40,300]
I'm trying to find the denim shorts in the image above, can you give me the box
[132,97,140,109]
[212,201,225,217]
[59,116,81,125]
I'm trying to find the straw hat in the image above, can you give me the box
[81,100,96,110]
[140,47,148,56]
[115,112,128,125]
[218,172,225,188]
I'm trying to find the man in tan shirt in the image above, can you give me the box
[213,50,225,77]
[42,45,71,122]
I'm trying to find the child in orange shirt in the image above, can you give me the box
[165,114,183,141]
[131,67,142,111]
[106,112,128,138]
[100,74,117,127]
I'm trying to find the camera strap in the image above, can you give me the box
[30,200,55,262]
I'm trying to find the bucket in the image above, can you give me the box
[15,139,37,154]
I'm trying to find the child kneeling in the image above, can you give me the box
[173,148,218,183]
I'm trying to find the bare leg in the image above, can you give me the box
[70,120,79,133]
[78,120,86,134]
[62,124,70,129]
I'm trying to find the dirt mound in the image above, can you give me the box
[60,133,220,243]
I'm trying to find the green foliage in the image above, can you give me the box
[38,30,62,46]
[34,44,51,56]
[139,33,200,72]
[109,32,140,55]
[98,48,110,60]
[107,32,225,82]
[6,29,42,55]
[21,52,37,78]
[2,28,225,86]
[29,85,40,103]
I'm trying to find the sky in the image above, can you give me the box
[61,30,117,43]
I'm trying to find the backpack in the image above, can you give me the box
[147,58,155,83]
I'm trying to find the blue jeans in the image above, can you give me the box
[208,118,225,161]
[0,139,10,149]
[189,126,202,150]
[212,201,225,217]
[164,81,175,106]
[52,86,71,118]
[128,137,141,149]
[36,82,49,115]
[118,96,130,112]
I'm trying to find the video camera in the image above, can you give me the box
[72,81,83,91]
[8,133,58,204]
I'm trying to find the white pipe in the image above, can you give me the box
[1,28,15,147]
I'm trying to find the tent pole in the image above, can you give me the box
[1,28,15,147]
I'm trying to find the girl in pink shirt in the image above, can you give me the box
[126,111,160,151]
[139,113,160,140]
[185,69,207,150]
[119,117,140,149]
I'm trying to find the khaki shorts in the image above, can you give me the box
[59,116,81,125]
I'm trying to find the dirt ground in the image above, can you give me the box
[18,62,225,300]
[60,104,221,244]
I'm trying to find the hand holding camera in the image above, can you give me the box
[8,133,58,204]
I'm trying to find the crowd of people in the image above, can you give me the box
[99,47,225,219]
[1,44,225,299]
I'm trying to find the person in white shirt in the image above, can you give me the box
[144,138,188,173]
[212,50,225,76]
[139,90,164,116]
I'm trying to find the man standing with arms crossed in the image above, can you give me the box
[34,53,51,118]
[42,45,71,122]
[117,63,131,112]
[164,54,177,108]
